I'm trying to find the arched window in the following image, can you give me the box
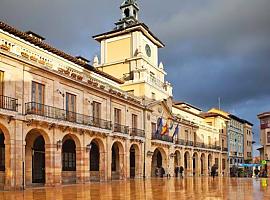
[124,8,130,18]
[90,142,99,171]
[62,139,76,171]
[0,132,4,171]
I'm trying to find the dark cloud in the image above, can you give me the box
[1,0,269,155]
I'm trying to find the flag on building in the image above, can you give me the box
[155,117,163,135]
[161,121,169,135]
[172,124,180,139]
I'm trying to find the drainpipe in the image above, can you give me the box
[22,65,25,190]
[143,99,146,179]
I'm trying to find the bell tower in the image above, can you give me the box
[93,0,173,101]
[115,0,139,29]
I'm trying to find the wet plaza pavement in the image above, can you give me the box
[1,177,270,200]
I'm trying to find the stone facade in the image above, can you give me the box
[0,1,234,190]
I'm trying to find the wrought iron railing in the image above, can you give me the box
[185,140,194,147]
[113,123,129,134]
[222,147,228,151]
[0,95,18,111]
[152,134,173,143]
[130,128,145,137]
[25,102,112,130]
[175,139,185,145]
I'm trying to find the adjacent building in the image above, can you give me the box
[243,120,253,162]
[257,112,270,177]
[207,108,253,169]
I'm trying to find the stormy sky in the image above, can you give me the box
[1,0,269,155]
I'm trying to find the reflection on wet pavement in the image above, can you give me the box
[1,177,270,200]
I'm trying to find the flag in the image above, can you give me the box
[169,120,174,130]
[155,117,163,135]
[161,122,169,135]
[172,124,180,139]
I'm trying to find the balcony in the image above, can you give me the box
[194,142,205,148]
[25,102,112,130]
[185,140,194,147]
[152,134,173,143]
[222,147,228,151]
[113,123,129,135]
[215,146,221,150]
[175,139,185,145]
[130,128,145,137]
[0,95,18,112]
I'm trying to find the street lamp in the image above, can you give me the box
[86,143,92,152]
[56,140,62,150]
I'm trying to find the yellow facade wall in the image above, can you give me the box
[106,37,131,63]
[99,63,130,80]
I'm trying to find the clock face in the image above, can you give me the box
[145,44,151,57]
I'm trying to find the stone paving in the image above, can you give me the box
[0,177,270,200]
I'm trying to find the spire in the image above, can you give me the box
[115,0,140,29]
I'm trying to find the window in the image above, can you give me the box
[114,108,121,132]
[132,114,138,129]
[267,132,270,143]
[185,130,189,141]
[66,93,76,122]
[151,122,156,135]
[62,139,76,171]
[0,133,4,171]
[92,101,101,125]
[207,122,212,126]
[31,82,45,114]
[114,108,121,124]
[32,81,45,104]
[194,132,197,143]
[208,136,211,145]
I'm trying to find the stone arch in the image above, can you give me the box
[151,147,167,177]
[61,133,81,184]
[200,153,206,175]
[111,141,125,180]
[208,154,213,175]
[184,151,191,176]
[89,137,106,181]
[25,128,51,186]
[173,150,181,177]
[192,152,199,176]
[129,143,140,179]
[0,123,11,190]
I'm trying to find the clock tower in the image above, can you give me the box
[93,0,173,101]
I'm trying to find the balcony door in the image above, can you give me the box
[131,114,138,135]
[31,82,44,114]
[92,101,101,126]
[114,108,121,132]
[66,93,76,122]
